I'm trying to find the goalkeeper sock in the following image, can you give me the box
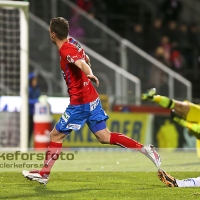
[152,95,175,109]
[110,132,143,150]
[40,141,62,177]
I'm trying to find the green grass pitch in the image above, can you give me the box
[0,150,200,200]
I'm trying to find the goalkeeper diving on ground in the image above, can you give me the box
[142,88,200,187]
[142,88,200,157]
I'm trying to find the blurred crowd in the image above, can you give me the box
[126,0,200,80]
[124,0,200,94]
[72,0,200,80]
[128,19,200,76]
[71,0,106,19]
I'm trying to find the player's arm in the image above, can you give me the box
[85,54,91,67]
[75,59,99,87]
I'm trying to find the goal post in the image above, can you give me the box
[0,1,29,151]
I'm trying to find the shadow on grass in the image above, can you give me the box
[1,186,104,199]
[0,171,166,199]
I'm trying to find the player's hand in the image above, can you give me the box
[87,75,99,87]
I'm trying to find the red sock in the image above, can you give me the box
[110,132,143,150]
[39,141,62,177]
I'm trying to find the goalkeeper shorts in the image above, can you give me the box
[186,102,200,123]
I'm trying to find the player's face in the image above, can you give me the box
[49,27,56,44]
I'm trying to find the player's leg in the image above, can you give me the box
[92,125,142,148]
[142,88,190,118]
[39,128,67,176]
[38,104,87,175]
[87,98,161,167]
[88,120,161,167]
[158,169,200,187]
[22,127,68,185]
[23,104,87,185]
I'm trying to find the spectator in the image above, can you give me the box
[160,35,172,66]
[155,46,171,67]
[72,0,107,20]
[76,0,95,17]
[164,21,179,45]
[170,47,185,74]
[148,47,169,95]
[92,0,107,18]
[188,23,200,67]
[178,23,189,50]
[160,0,182,24]
[147,18,163,54]
[177,23,190,66]
[188,23,200,51]
[69,13,85,40]
[127,24,145,50]
[28,73,40,147]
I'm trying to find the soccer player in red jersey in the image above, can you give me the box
[22,17,161,185]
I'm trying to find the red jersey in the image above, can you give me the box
[59,37,98,105]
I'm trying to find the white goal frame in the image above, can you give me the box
[0,1,29,151]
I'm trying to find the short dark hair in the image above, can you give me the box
[50,17,69,40]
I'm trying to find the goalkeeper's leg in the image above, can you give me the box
[172,112,200,135]
[142,88,190,118]
[171,111,200,158]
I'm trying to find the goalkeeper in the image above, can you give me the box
[142,88,200,157]
[143,89,200,188]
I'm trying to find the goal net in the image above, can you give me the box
[0,1,29,150]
